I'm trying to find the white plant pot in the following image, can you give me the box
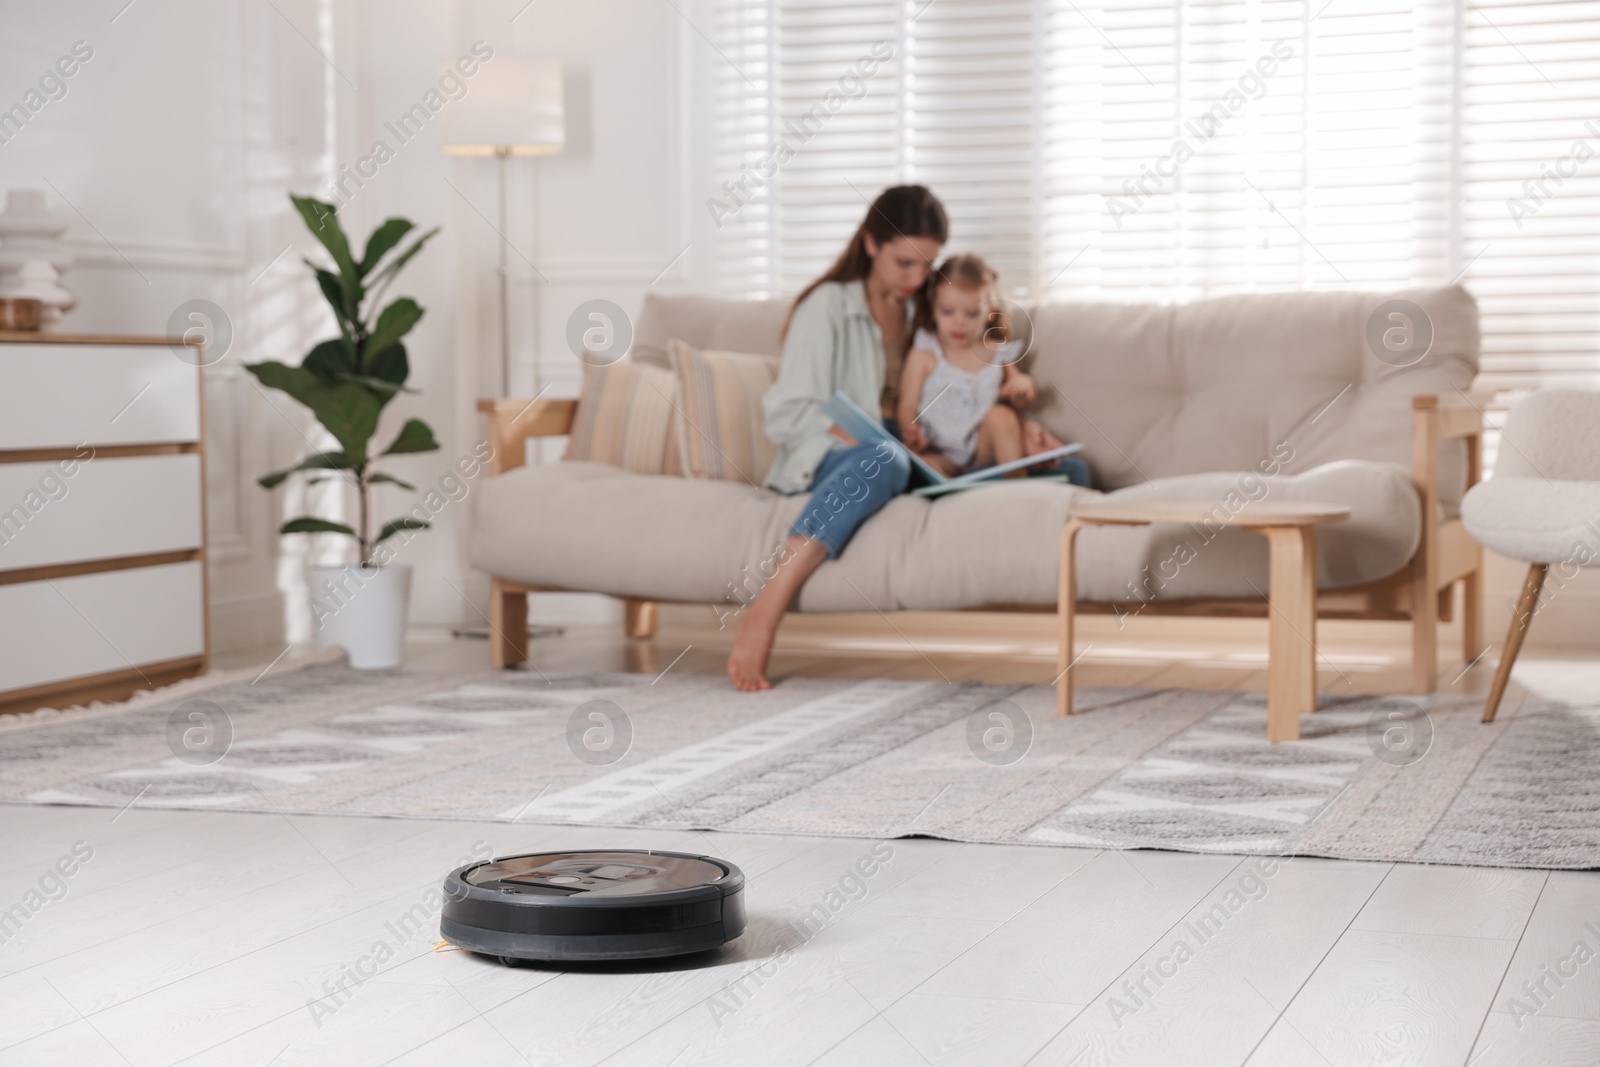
[309,564,411,669]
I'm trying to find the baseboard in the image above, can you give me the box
[208,590,285,655]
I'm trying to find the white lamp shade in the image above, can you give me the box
[440,57,564,155]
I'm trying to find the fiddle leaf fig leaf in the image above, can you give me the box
[376,518,429,544]
[359,218,415,277]
[364,226,440,293]
[291,194,362,305]
[366,298,423,361]
[309,266,356,345]
[246,362,382,464]
[381,417,439,455]
[364,341,409,389]
[302,339,354,381]
[258,450,351,489]
[279,517,356,537]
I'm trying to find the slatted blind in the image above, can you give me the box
[1461,0,1600,394]
[712,0,1600,393]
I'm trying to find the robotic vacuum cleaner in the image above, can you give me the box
[440,849,746,963]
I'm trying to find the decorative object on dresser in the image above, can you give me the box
[8,260,74,326]
[0,332,208,715]
[0,296,41,332]
[0,190,73,326]
[246,195,441,670]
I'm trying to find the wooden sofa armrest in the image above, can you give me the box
[1409,393,1487,689]
[477,397,578,474]
[1412,394,1485,499]
[1413,394,1484,441]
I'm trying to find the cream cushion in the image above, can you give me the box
[634,285,1478,512]
[562,361,681,476]
[667,340,782,485]
[1024,286,1479,512]
[633,292,788,367]
[470,460,1420,610]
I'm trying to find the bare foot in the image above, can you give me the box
[726,609,778,692]
[921,449,960,478]
[1022,419,1066,471]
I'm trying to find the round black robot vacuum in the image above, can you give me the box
[440,849,746,964]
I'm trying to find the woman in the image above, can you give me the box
[727,185,948,691]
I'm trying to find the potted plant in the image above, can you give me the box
[247,195,441,669]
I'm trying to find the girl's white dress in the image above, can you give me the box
[912,328,1020,470]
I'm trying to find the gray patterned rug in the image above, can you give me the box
[2,664,1595,869]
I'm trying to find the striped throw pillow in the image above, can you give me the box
[668,340,782,485]
[562,361,682,475]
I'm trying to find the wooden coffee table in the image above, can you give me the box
[1058,501,1352,742]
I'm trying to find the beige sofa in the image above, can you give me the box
[471,286,1484,691]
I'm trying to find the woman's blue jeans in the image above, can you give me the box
[789,441,911,558]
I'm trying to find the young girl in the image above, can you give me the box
[897,254,1084,482]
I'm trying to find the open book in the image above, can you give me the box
[822,392,1082,498]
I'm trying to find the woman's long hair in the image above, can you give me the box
[781,185,948,338]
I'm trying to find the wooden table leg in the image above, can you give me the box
[1262,526,1317,741]
[489,577,529,669]
[1057,519,1087,717]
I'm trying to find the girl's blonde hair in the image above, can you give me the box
[915,253,1011,343]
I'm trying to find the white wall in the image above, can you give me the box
[448,0,694,627]
[0,0,696,648]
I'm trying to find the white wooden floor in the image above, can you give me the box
[2,623,1598,1066]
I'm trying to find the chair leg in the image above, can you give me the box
[489,578,529,669]
[1483,563,1547,723]
[623,599,659,639]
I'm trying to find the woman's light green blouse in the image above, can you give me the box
[762,280,912,494]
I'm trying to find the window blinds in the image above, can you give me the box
[1461,0,1600,393]
[710,0,1600,390]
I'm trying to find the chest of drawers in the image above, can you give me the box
[0,334,209,714]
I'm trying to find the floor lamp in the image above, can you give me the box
[441,58,565,642]
[440,57,564,397]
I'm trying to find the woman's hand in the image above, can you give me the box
[1001,370,1037,409]
[901,420,928,452]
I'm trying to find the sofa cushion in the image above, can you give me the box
[470,460,1420,610]
[1076,462,1421,602]
[562,361,681,476]
[471,462,795,605]
[631,286,1478,513]
[1025,285,1479,512]
[668,340,782,485]
[633,292,789,367]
